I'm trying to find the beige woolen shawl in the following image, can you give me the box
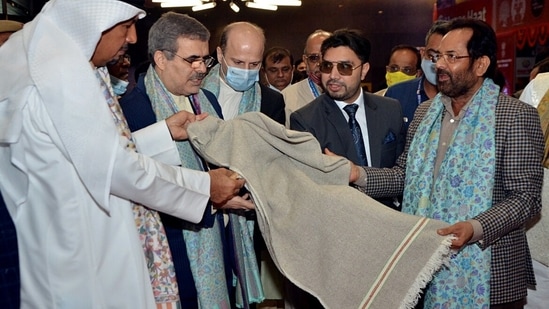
[187,112,453,309]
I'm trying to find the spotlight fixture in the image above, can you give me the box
[229,1,240,12]
[159,0,203,8]
[192,2,217,11]
[253,0,301,6]
[245,1,277,10]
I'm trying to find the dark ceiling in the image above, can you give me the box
[10,0,436,91]
[137,0,436,90]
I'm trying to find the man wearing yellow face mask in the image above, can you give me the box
[375,44,421,96]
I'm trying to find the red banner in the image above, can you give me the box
[494,0,549,32]
[436,0,492,25]
[496,32,516,94]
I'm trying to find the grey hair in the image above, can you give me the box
[148,12,210,65]
[425,20,449,45]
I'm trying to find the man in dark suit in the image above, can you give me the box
[290,29,405,209]
[120,13,257,308]
[351,19,543,308]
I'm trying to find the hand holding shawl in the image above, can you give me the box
[187,112,454,309]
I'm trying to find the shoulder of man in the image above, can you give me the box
[290,94,332,125]
[259,83,285,108]
[364,91,401,111]
[259,83,286,124]
[497,92,539,115]
[282,78,308,93]
[385,77,421,97]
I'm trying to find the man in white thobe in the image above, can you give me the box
[0,0,244,308]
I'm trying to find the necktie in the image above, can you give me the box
[343,104,368,166]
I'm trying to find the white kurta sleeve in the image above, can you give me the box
[110,144,210,223]
[133,120,181,165]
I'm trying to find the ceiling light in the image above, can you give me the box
[160,0,203,8]
[229,1,240,12]
[253,0,301,6]
[192,2,217,11]
[245,1,277,10]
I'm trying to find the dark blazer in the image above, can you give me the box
[289,91,405,210]
[289,91,405,169]
[385,77,429,131]
[120,75,228,308]
[0,191,20,309]
[359,94,544,305]
[120,76,285,307]
[258,84,286,125]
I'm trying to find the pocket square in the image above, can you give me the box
[383,131,396,144]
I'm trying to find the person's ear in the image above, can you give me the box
[360,62,370,80]
[475,56,490,77]
[154,50,167,71]
[216,46,223,63]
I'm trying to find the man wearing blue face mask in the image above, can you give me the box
[201,21,286,307]
[385,20,449,132]
[107,53,131,97]
[202,22,285,124]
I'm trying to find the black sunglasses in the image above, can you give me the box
[319,61,362,76]
[305,53,321,63]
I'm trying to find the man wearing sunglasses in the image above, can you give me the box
[290,29,405,210]
[282,29,331,125]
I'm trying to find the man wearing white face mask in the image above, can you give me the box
[202,21,285,124]
[385,20,449,131]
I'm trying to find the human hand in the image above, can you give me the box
[324,148,360,183]
[166,111,209,140]
[207,168,245,205]
[216,193,255,210]
[437,221,474,249]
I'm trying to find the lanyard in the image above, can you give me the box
[416,78,424,106]
[308,78,320,98]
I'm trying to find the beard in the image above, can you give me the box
[325,79,357,102]
[437,67,477,98]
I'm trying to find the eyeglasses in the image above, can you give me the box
[319,61,362,76]
[429,52,471,64]
[164,50,215,68]
[304,53,321,63]
[385,65,417,76]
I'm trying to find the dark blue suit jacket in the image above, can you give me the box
[120,75,285,308]
[0,191,20,309]
[385,77,429,131]
[120,75,228,308]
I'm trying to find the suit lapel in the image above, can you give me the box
[363,92,382,167]
[321,96,360,164]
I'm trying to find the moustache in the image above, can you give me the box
[437,68,450,77]
[326,79,344,86]
[191,72,207,80]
